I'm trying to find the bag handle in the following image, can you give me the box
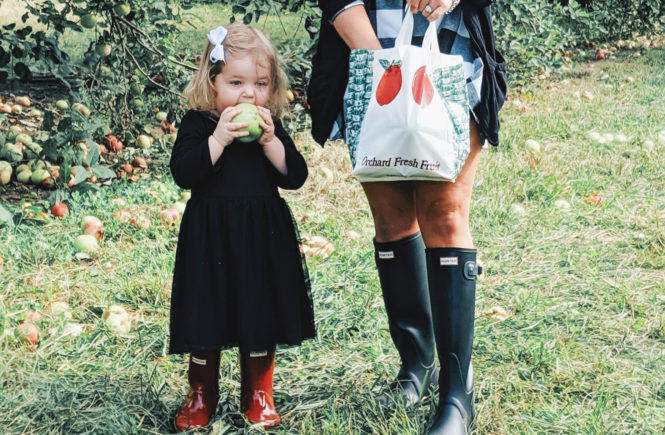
[395,7,442,54]
[394,7,414,46]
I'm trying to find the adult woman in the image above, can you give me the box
[307,0,506,433]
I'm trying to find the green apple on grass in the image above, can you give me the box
[231,103,263,143]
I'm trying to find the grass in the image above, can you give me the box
[1,30,665,435]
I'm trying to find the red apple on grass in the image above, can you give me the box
[15,322,39,345]
[160,208,180,226]
[81,216,104,240]
[51,203,69,218]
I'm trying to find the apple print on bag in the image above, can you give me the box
[412,66,434,107]
[376,59,402,106]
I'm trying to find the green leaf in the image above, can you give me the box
[42,110,56,131]
[91,165,116,180]
[0,203,14,227]
[73,165,89,186]
[47,189,68,206]
[0,47,9,67]
[14,62,31,80]
[83,142,100,166]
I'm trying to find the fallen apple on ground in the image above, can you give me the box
[74,234,99,254]
[15,322,40,345]
[342,230,361,242]
[24,311,43,322]
[81,216,104,240]
[102,305,131,335]
[525,139,541,153]
[160,208,180,226]
[0,161,11,185]
[136,135,151,148]
[555,199,571,210]
[51,203,69,217]
[47,301,72,319]
[302,235,335,258]
[485,306,509,321]
[16,96,31,107]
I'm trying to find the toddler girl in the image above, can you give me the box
[168,23,315,432]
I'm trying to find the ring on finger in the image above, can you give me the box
[424,4,433,14]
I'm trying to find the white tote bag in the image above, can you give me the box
[344,11,470,182]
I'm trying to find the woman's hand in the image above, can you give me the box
[407,0,456,21]
[210,106,249,148]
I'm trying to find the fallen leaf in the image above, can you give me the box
[485,306,509,321]
[585,192,604,205]
[302,235,335,258]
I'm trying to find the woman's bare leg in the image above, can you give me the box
[415,121,484,248]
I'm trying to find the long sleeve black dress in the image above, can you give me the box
[168,110,315,354]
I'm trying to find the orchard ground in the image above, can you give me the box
[1,14,665,435]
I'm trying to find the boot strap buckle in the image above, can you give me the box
[463,261,482,280]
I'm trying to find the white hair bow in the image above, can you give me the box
[207,26,228,63]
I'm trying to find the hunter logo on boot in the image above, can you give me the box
[378,251,395,259]
[191,357,207,365]
[439,256,458,266]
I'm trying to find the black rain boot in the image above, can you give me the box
[426,247,479,435]
[374,232,438,409]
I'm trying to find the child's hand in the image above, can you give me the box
[211,106,249,147]
[257,107,277,147]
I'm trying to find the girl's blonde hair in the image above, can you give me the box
[184,23,288,116]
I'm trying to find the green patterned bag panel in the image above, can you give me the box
[431,64,470,176]
[344,49,375,166]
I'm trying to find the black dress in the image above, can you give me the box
[168,110,315,354]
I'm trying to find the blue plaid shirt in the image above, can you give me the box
[330,0,484,141]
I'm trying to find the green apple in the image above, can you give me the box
[30,168,50,185]
[80,14,97,29]
[74,234,98,254]
[8,125,22,140]
[16,133,32,146]
[0,161,11,185]
[130,98,144,109]
[95,44,112,57]
[129,82,143,96]
[55,100,69,110]
[231,103,263,143]
[72,102,91,116]
[17,169,32,184]
[25,143,42,159]
[164,133,177,145]
[114,3,131,17]
[3,143,23,163]
[155,111,167,121]
[136,135,151,148]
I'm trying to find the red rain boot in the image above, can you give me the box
[173,351,220,432]
[240,350,281,428]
